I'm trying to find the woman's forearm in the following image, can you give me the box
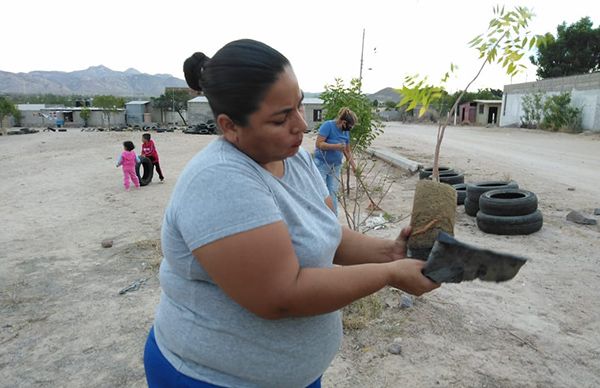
[334,226,395,265]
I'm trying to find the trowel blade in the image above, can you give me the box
[422,232,527,283]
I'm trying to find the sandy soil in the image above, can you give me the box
[1,124,599,388]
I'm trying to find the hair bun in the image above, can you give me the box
[183,52,209,92]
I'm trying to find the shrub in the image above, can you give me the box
[520,91,544,128]
[541,92,582,133]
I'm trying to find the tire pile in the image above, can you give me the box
[184,120,218,135]
[419,167,543,235]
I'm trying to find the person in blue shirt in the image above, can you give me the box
[313,108,357,215]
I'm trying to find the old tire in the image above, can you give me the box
[479,189,538,216]
[136,156,154,186]
[438,172,465,185]
[476,209,543,235]
[464,197,479,216]
[419,166,454,180]
[465,181,519,216]
[453,183,466,205]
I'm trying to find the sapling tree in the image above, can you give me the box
[397,5,547,181]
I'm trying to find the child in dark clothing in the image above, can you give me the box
[141,133,164,182]
[117,141,140,190]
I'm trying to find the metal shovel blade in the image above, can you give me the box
[422,232,527,283]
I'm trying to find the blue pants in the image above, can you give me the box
[313,158,342,215]
[144,327,322,387]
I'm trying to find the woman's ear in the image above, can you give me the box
[217,114,238,144]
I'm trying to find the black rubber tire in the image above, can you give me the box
[453,183,467,205]
[136,156,154,186]
[464,197,479,216]
[466,181,519,202]
[476,209,543,235]
[419,166,454,180]
[479,189,538,216]
[438,172,465,185]
[465,180,519,215]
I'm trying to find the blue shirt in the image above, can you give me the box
[313,120,349,166]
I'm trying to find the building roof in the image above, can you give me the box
[125,101,150,105]
[303,98,323,105]
[189,96,209,103]
[473,99,502,104]
[17,104,46,110]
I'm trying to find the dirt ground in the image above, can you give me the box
[1,124,599,388]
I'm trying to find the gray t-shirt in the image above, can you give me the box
[154,137,343,387]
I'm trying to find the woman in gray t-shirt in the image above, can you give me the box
[143,39,439,388]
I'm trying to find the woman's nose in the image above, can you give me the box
[291,108,307,134]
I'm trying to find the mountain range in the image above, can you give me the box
[0,65,401,102]
[0,65,187,97]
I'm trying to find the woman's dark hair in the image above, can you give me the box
[123,141,135,151]
[183,39,290,126]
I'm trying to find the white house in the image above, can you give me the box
[500,72,600,131]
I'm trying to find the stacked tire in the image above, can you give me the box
[464,181,519,216]
[476,189,543,235]
[452,183,467,205]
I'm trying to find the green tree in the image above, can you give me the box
[80,106,91,127]
[530,17,600,78]
[0,96,19,129]
[319,78,383,152]
[152,90,190,125]
[93,95,125,129]
[397,5,545,180]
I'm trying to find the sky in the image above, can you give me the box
[1,0,599,94]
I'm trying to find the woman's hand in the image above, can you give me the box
[388,259,440,296]
[386,226,412,261]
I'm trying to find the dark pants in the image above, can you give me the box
[143,327,322,388]
[146,156,164,180]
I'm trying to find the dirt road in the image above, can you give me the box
[1,124,599,388]
[376,123,600,203]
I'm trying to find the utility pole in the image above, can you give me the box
[359,28,365,90]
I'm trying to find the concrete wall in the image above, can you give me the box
[151,110,187,125]
[500,73,600,131]
[18,109,125,128]
[187,101,214,125]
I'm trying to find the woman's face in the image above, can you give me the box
[234,66,307,165]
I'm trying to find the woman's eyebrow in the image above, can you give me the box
[270,91,305,117]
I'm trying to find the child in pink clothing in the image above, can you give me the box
[116,141,140,190]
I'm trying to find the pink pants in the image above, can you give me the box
[122,166,140,189]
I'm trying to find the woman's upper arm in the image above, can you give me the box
[192,221,300,319]
[315,135,327,149]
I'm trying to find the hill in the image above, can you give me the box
[367,87,401,103]
[0,65,187,96]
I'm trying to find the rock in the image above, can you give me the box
[400,294,414,309]
[594,208,600,216]
[101,239,113,248]
[387,342,402,355]
[567,187,575,191]
[566,211,597,225]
